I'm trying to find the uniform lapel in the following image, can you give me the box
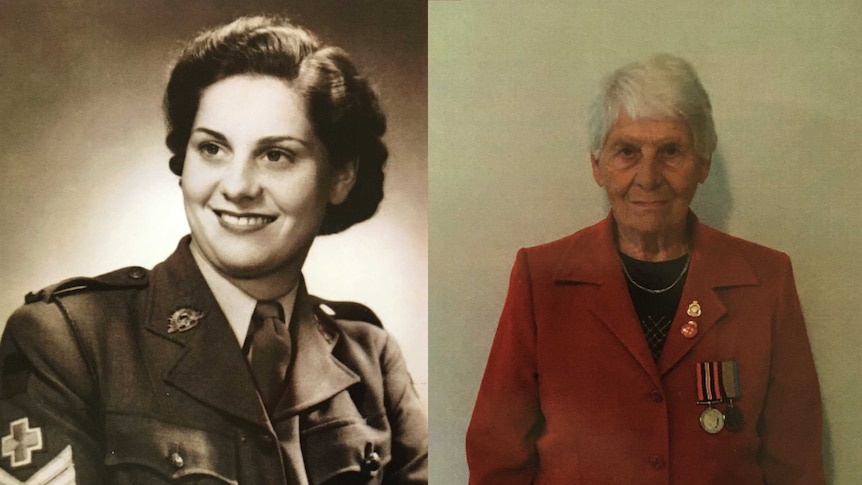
[554,216,661,385]
[658,222,758,375]
[271,286,360,420]
[142,237,269,428]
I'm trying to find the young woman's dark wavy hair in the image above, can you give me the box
[164,15,387,235]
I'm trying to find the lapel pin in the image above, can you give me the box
[167,308,205,334]
[687,300,702,318]
[681,320,698,339]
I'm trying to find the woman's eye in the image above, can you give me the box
[264,150,293,163]
[199,143,221,157]
[619,146,637,158]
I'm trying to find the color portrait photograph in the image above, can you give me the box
[429,1,861,484]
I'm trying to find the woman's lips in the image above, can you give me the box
[213,209,276,229]
[631,200,670,210]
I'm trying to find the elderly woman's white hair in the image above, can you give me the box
[588,54,717,161]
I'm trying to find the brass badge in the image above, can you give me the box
[687,300,702,317]
[167,308,205,334]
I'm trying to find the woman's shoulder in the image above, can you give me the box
[22,266,150,306]
[6,266,151,342]
[307,295,392,349]
[695,223,793,269]
[310,296,383,329]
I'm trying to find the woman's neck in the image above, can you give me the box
[189,239,303,301]
[616,225,690,262]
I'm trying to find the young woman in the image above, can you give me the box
[0,15,427,484]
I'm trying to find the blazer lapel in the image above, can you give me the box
[271,287,360,420]
[554,216,661,385]
[143,237,269,427]
[658,222,759,375]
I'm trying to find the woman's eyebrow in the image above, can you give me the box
[258,135,309,148]
[191,127,228,142]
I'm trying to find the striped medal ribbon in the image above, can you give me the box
[696,360,742,434]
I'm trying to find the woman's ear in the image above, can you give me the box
[698,156,712,183]
[329,158,358,205]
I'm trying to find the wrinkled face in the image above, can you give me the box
[182,75,355,280]
[591,111,710,239]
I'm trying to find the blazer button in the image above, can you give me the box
[649,389,664,403]
[648,455,665,470]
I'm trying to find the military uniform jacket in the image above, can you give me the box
[0,238,427,484]
[466,214,824,484]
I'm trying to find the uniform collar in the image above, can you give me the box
[143,236,358,427]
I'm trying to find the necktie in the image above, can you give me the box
[247,300,291,412]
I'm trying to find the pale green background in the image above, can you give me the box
[429,1,861,483]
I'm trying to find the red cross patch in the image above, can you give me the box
[1,418,43,468]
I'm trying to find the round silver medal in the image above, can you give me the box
[699,407,725,434]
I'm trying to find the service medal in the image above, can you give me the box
[699,407,725,434]
[724,402,744,432]
[696,360,742,434]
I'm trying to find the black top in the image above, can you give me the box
[619,252,689,361]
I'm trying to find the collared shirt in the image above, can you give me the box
[190,240,297,346]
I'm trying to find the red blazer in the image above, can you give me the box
[467,214,824,485]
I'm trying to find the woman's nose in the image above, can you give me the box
[633,153,664,190]
[220,158,262,201]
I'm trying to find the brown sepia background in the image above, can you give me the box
[0,0,427,405]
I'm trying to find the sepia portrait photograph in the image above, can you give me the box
[429,1,861,484]
[0,1,426,483]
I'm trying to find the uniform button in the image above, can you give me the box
[363,443,381,477]
[128,268,146,279]
[169,451,184,468]
[261,434,274,444]
[648,455,665,469]
[649,389,664,403]
[364,451,381,472]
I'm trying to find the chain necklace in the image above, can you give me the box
[620,253,690,294]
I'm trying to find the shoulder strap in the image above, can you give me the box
[24,266,149,304]
[310,296,383,328]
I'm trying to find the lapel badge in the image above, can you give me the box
[681,320,698,339]
[167,308,205,334]
[687,300,702,318]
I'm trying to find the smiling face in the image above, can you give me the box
[591,111,710,244]
[182,75,355,287]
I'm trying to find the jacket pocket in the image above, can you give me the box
[104,413,238,484]
[301,414,391,484]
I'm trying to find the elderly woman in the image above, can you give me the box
[0,16,426,484]
[466,55,824,484]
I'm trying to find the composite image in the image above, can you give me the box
[1,1,859,484]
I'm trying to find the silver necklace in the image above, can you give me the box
[620,253,690,294]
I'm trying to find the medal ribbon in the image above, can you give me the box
[696,360,740,404]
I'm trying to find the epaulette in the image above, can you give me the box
[312,297,383,328]
[24,266,149,304]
